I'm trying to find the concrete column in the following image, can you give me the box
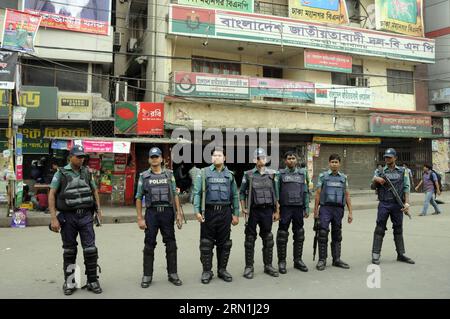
[145,0,172,102]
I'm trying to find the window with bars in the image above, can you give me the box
[332,65,368,87]
[387,69,414,95]
[192,56,241,75]
[22,59,88,92]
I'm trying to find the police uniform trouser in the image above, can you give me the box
[373,202,405,256]
[318,206,344,262]
[245,206,274,267]
[200,206,233,272]
[277,206,305,264]
[58,210,99,283]
[144,206,178,274]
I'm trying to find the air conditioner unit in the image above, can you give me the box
[113,32,122,47]
[127,38,138,52]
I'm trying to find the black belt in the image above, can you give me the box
[206,204,230,211]
[60,208,93,216]
[149,206,170,213]
[251,204,274,209]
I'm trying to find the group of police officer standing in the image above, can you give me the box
[48,145,414,295]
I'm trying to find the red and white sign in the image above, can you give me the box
[137,103,164,135]
[83,140,113,153]
[304,49,352,73]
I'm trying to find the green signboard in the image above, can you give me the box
[370,114,432,137]
[115,102,138,134]
[178,0,254,13]
[0,86,58,120]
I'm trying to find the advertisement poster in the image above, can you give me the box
[24,0,111,35]
[115,101,137,134]
[0,51,17,89]
[137,102,164,135]
[114,153,127,173]
[289,0,349,24]
[375,0,424,37]
[2,9,41,52]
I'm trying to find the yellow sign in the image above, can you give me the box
[58,93,92,120]
[289,0,349,24]
[313,136,381,144]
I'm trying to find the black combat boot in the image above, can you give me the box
[62,248,77,296]
[141,245,154,288]
[166,241,182,286]
[276,230,288,274]
[83,247,102,294]
[331,242,350,269]
[394,233,415,264]
[262,233,279,277]
[243,235,255,279]
[371,226,384,265]
[293,229,308,272]
[217,240,233,282]
[316,229,328,271]
[200,239,214,284]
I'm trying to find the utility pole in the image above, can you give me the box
[7,89,15,216]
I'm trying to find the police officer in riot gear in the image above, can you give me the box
[277,151,310,274]
[313,154,353,271]
[240,148,280,279]
[193,147,240,284]
[136,147,184,287]
[49,145,103,295]
[371,148,414,265]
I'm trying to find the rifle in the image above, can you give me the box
[313,217,320,261]
[167,171,185,229]
[379,171,412,219]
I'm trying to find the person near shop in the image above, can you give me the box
[403,163,415,192]
[49,145,103,295]
[276,151,310,274]
[32,189,49,211]
[371,148,414,265]
[313,153,353,271]
[136,147,184,288]
[240,148,280,279]
[415,164,442,216]
[193,147,240,284]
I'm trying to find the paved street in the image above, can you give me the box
[1,196,449,299]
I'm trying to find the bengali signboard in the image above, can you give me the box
[304,49,352,73]
[178,0,254,13]
[23,0,111,35]
[2,9,41,53]
[174,72,250,99]
[169,4,435,63]
[315,83,373,108]
[1,126,90,154]
[370,114,432,136]
[137,102,164,136]
[289,0,348,24]
[313,136,381,144]
[375,0,424,37]
[58,93,93,120]
[0,86,58,119]
[250,77,314,100]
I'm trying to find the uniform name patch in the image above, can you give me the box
[148,179,168,184]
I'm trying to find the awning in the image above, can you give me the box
[46,136,192,144]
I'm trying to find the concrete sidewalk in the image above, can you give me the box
[1,190,447,227]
